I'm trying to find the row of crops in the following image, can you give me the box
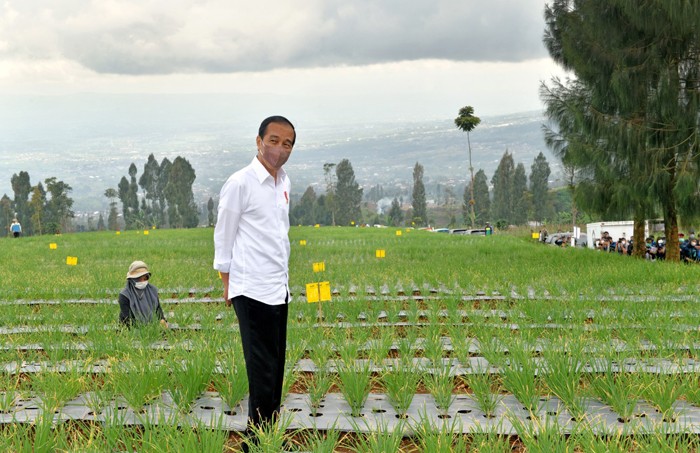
[1,228,700,451]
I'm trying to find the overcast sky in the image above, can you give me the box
[0,0,568,120]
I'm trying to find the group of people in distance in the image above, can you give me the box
[594,230,700,262]
[594,231,641,256]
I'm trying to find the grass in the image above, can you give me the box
[2,226,700,448]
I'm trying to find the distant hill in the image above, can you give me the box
[0,95,560,212]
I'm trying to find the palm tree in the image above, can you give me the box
[455,106,481,228]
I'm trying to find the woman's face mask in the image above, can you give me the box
[134,280,148,290]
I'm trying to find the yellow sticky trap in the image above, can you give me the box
[116,231,121,235]
[396,230,402,236]
[144,230,149,235]
[49,243,57,250]
[306,283,319,303]
[319,281,331,301]
[313,262,326,272]
[375,249,386,258]
[351,221,355,226]
[532,232,540,239]
[300,240,307,246]
[306,282,332,303]
[314,224,320,228]
[66,256,78,266]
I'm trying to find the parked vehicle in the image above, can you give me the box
[450,228,487,235]
[544,232,587,247]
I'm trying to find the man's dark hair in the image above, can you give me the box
[258,116,296,145]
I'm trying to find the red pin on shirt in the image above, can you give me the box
[284,191,288,203]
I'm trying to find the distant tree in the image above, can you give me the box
[512,163,529,225]
[411,162,427,226]
[117,176,132,228]
[44,177,74,234]
[0,195,12,237]
[104,188,119,231]
[313,194,333,225]
[465,169,490,226]
[334,159,363,226]
[292,186,317,225]
[365,184,384,203]
[11,171,32,234]
[128,163,140,222]
[28,183,46,236]
[164,156,198,228]
[139,154,163,227]
[156,157,171,227]
[529,152,551,225]
[388,197,403,226]
[97,213,105,231]
[491,151,515,225]
[207,197,215,227]
[323,163,337,226]
[455,105,481,227]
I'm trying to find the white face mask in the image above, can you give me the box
[134,281,148,290]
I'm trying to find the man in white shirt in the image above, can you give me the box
[213,116,295,449]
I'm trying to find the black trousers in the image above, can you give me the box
[232,294,288,428]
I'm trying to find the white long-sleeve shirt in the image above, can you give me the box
[213,157,291,305]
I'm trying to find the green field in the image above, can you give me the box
[1,227,700,451]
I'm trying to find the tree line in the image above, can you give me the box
[0,153,199,237]
[0,172,74,237]
[290,152,555,229]
[540,1,700,261]
[106,154,199,230]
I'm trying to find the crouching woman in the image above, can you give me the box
[119,260,168,328]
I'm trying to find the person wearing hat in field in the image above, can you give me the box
[213,115,295,451]
[119,260,167,328]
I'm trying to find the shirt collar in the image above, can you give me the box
[251,156,287,184]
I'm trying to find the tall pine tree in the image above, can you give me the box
[411,162,427,226]
[491,151,515,226]
[334,159,363,226]
[512,163,528,226]
[529,152,551,225]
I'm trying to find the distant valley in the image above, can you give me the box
[0,95,561,214]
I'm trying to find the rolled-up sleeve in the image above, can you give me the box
[213,176,244,272]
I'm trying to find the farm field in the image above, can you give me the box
[1,226,700,451]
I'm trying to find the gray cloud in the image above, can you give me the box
[1,0,548,75]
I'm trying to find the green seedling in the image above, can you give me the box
[381,366,420,418]
[242,414,295,453]
[304,369,333,417]
[411,409,470,452]
[301,427,341,452]
[638,372,685,423]
[425,365,456,417]
[500,344,541,413]
[347,418,406,453]
[461,364,503,419]
[337,360,373,418]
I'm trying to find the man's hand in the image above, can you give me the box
[160,319,169,328]
[221,272,231,307]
